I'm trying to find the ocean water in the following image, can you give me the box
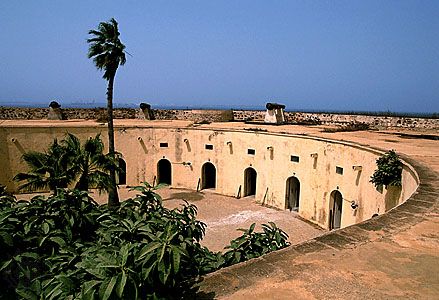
[0,100,264,111]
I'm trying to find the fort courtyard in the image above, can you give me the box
[1,116,438,299]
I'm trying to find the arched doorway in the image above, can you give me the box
[244,167,257,197]
[201,162,216,189]
[329,190,343,230]
[157,159,172,185]
[285,176,300,211]
[116,158,126,185]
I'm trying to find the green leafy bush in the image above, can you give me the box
[13,134,120,195]
[0,185,16,210]
[370,150,403,188]
[0,183,289,299]
[223,222,290,265]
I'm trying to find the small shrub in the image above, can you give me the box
[223,222,290,266]
[370,150,403,188]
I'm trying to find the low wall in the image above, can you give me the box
[1,106,438,129]
[0,107,136,120]
[233,110,439,129]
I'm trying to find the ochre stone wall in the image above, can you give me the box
[0,122,419,230]
[1,106,438,129]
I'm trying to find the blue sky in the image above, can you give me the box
[0,1,438,112]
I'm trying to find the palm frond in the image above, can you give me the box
[21,152,47,171]
[87,18,127,80]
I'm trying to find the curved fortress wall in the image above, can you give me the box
[0,124,419,229]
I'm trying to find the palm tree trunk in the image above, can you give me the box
[76,172,89,191]
[106,75,119,207]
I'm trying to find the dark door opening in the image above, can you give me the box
[116,158,127,185]
[244,167,257,197]
[157,159,172,185]
[286,176,300,211]
[201,162,216,189]
[329,190,343,230]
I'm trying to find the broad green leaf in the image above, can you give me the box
[0,259,13,272]
[39,234,49,247]
[116,271,127,298]
[158,259,167,284]
[0,231,13,246]
[140,263,155,281]
[46,282,63,300]
[136,242,161,261]
[99,275,117,300]
[49,236,67,247]
[19,252,39,260]
[42,222,50,234]
[172,248,181,273]
[15,288,37,300]
[81,280,101,300]
[158,243,167,263]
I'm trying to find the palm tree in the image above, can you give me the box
[13,139,73,195]
[62,133,119,192]
[87,18,127,207]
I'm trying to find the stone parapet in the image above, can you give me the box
[0,107,136,120]
[234,110,439,129]
[1,107,438,129]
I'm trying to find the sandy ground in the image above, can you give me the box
[160,188,324,252]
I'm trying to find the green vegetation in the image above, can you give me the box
[0,185,15,208]
[13,139,73,195]
[223,222,289,265]
[87,18,127,207]
[14,134,118,194]
[370,150,403,188]
[62,133,116,192]
[0,183,290,299]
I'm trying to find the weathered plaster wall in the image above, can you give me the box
[0,123,419,230]
[1,107,438,129]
